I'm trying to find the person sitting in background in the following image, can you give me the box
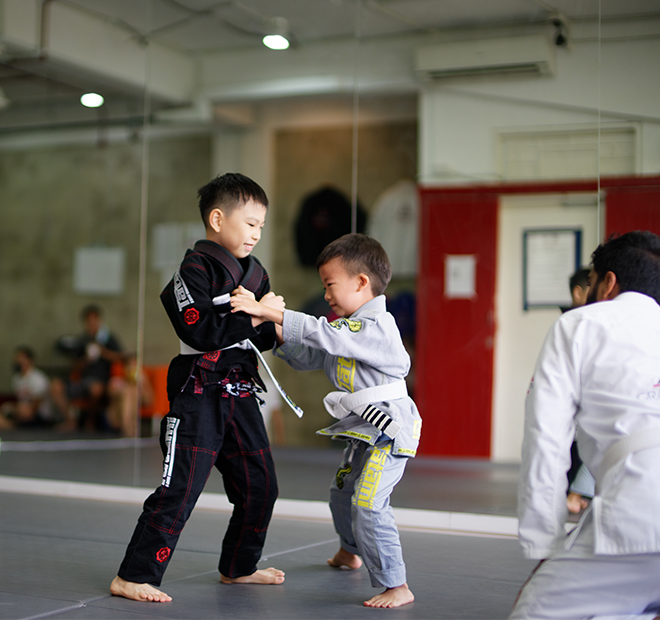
[106,353,153,438]
[0,346,56,429]
[51,304,123,431]
[568,267,591,309]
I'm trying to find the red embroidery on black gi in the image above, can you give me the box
[184,308,199,325]
[156,547,171,563]
[203,351,220,362]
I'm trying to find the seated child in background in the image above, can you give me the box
[0,346,55,429]
[106,354,154,437]
[231,233,421,609]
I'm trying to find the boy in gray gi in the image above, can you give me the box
[231,233,421,608]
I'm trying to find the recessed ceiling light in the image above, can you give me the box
[262,34,289,50]
[80,93,104,108]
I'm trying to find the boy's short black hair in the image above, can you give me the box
[316,233,392,296]
[591,230,660,304]
[197,172,268,227]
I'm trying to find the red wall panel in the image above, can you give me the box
[416,177,660,458]
[416,190,498,457]
[606,186,660,238]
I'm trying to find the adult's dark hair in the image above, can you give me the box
[591,230,660,304]
[316,233,392,296]
[569,267,590,292]
[197,172,268,227]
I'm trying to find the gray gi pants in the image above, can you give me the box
[510,511,660,619]
[330,438,408,589]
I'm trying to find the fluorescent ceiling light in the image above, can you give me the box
[263,16,290,50]
[263,34,289,50]
[80,93,104,108]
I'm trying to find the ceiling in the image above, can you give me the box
[57,0,660,52]
[0,0,659,135]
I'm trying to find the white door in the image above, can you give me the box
[491,194,600,462]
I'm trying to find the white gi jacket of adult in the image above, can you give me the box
[519,292,660,560]
[273,295,421,457]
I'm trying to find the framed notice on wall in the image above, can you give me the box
[523,228,581,310]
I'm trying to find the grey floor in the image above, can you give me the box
[0,428,537,620]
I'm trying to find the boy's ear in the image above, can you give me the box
[208,208,224,233]
[357,273,370,292]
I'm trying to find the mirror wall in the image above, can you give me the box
[0,0,658,483]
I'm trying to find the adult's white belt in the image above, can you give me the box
[596,426,660,492]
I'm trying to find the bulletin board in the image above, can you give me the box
[523,228,581,310]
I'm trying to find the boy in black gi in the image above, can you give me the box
[110,173,285,602]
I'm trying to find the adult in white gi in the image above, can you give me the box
[511,230,660,619]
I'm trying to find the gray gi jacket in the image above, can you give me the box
[274,296,421,457]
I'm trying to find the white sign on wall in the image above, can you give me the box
[445,254,477,299]
[73,246,126,295]
[152,222,205,288]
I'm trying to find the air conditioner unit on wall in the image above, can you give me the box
[415,35,555,80]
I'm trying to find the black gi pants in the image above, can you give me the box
[117,372,278,586]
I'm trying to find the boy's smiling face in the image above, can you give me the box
[207,199,267,259]
[319,257,373,318]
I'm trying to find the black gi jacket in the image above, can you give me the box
[160,239,277,399]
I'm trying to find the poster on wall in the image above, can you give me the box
[444,254,477,299]
[73,246,125,295]
[523,229,581,310]
[152,222,205,288]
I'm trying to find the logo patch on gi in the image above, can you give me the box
[203,351,220,362]
[329,318,363,332]
[184,308,199,325]
[173,269,194,311]
[335,464,352,490]
[156,547,171,563]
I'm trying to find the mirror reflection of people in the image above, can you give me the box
[0,346,55,429]
[51,304,123,431]
[512,231,660,619]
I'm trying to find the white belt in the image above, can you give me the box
[597,427,660,489]
[323,380,408,438]
[179,339,250,355]
[179,338,303,418]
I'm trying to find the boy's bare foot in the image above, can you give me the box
[220,567,285,584]
[327,547,362,570]
[110,576,172,602]
[364,584,414,608]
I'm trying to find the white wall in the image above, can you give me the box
[419,32,660,183]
